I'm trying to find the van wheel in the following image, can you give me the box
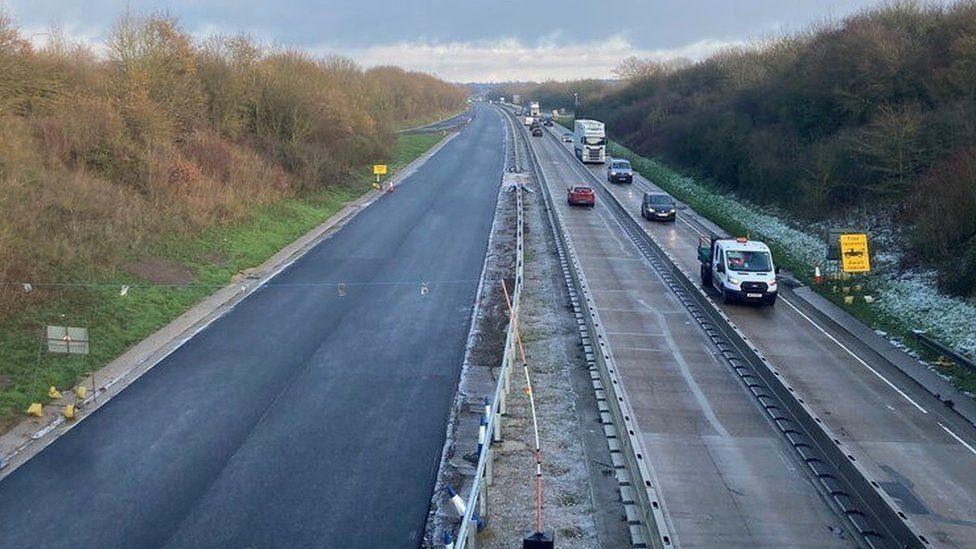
[700,265,711,287]
[721,288,731,304]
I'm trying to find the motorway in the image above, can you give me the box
[526,121,853,547]
[0,103,504,548]
[545,122,976,547]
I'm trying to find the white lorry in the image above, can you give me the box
[698,236,778,306]
[573,119,606,163]
[530,101,540,118]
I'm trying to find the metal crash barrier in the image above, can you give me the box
[450,108,525,549]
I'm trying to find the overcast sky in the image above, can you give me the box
[4,0,887,81]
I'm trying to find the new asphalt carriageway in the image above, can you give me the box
[0,103,505,548]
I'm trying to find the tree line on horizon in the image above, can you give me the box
[501,1,976,297]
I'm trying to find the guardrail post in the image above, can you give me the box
[488,394,502,443]
[466,515,479,549]
[504,345,513,394]
[493,406,503,443]
[478,476,489,523]
[485,444,494,486]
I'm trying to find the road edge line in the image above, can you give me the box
[0,128,463,479]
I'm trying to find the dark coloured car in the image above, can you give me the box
[641,192,676,221]
[531,127,543,137]
[607,159,633,183]
[543,119,554,127]
[567,185,596,207]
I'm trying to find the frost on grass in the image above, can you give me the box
[609,142,976,360]
[876,270,976,358]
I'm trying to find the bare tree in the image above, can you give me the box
[612,56,692,81]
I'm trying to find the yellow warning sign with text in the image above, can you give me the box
[840,233,871,273]
[373,164,388,176]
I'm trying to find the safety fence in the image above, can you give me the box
[448,108,525,549]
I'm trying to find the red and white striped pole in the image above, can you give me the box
[502,280,554,549]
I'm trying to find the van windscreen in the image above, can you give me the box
[726,250,772,272]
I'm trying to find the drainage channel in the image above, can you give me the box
[537,127,927,549]
[505,108,672,549]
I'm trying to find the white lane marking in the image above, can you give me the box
[777,295,928,414]
[939,422,976,456]
[589,141,976,452]
[649,190,932,415]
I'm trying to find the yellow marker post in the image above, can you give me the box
[839,233,871,273]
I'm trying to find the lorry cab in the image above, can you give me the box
[698,236,778,305]
[573,119,606,164]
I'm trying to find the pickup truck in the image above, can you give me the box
[698,236,778,305]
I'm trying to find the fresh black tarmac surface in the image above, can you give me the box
[0,104,505,548]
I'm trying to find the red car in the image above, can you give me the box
[567,185,595,207]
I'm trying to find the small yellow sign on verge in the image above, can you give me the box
[840,233,871,273]
[373,164,388,176]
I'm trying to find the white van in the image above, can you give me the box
[698,236,778,305]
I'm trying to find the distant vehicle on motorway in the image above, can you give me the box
[698,236,778,305]
[530,101,540,118]
[641,192,675,221]
[543,118,554,127]
[574,119,606,163]
[562,134,573,143]
[531,127,543,137]
[607,159,633,183]
[567,185,596,207]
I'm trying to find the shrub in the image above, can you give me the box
[586,0,976,295]
[0,11,467,319]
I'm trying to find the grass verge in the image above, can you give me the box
[0,132,447,430]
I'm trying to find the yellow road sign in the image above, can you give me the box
[840,233,871,273]
[373,164,388,175]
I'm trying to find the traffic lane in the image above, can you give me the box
[582,154,971,434]
[571,141,976,546]
[576,137,951,438]
[163,287,472,547]
[0,103,504,548]
[162,116,505,546]
[533,134,852,547]
[599,178,939,439]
